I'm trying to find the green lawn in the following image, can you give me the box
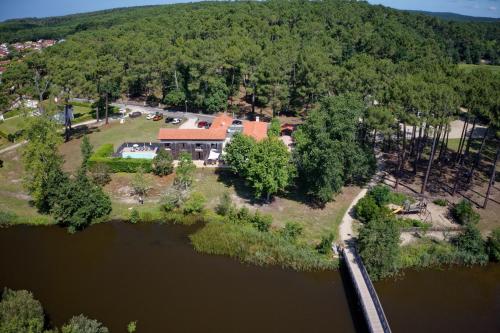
[458,64,500,73]
[60,116,178,172]
[192,169,359,243]
[0,116,25,134]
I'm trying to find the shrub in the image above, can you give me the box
[433,198,448,206]
[368,185,391,206]
[0,288,44,333]
[358,216,401,280]
[62,314,109,333]
[88,144,152,173]
[250,211,272,232]
[487,228,500,262]
[130,209,139,224]
[127,321,138,333]
[215,192,233,216]
[452,223,488,265]
[160,187,187,212]
[280,222,303,242]
[0,211,18,226]
[131,167,151,197]
[451,199,480,225]
[182,192,206,215]
[268,117,281,137]
[316,233,334,255]
[354,195,380,223]
[152,149,174,176]
[90,163,111,185]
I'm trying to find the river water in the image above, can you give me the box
[0,221,498,332]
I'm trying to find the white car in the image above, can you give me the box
[172,118,181,124]
[146,113,155,120]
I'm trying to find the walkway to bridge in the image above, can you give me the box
[337,148,391,333]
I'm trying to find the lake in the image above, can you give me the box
[0,221,498,332]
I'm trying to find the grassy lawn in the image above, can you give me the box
[60,116,177,172]
[0,148,52,224]
[0,116,25,134]
[458,63,500,73]
[192,169,360,243]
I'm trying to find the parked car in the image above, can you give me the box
[172,118,181,124]
[197,121,209,128]
[153,114,164,121]
[165,117,174,123]
[129,111,142,118]
[146,113,155,120]
[232,119,243,125]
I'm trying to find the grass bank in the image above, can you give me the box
[190,212,337,271]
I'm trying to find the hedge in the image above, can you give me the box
[88,144,152,173]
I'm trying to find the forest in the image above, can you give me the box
[0,0,499,116]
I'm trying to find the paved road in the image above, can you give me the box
[111,103,216,123]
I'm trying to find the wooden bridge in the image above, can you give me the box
[342,245,392,333]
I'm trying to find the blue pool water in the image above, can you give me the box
[122,151,157,159]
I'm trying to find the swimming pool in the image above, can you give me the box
[121,151,157,159]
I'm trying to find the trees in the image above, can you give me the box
[358,216,401,280]
[293,94,375,203]
[0,288,44,333]
[62,315,109,333]
[224,133,255,176]
[22,116,66,213]
[51,170,111,231]
[175,152,196,190]
[268,118,281,137]
[80,135,93,168]
[245,137,294,202]
[152,149,174,176]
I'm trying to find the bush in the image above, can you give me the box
[280,222,303,241]
[152,149,174,176]
[316,233,334,255]
[433,198,448,206]
[0,288,44,333]
[487,228,500,262]
[358,216,401,280]
[451,199,480,225]
[250,211,272,232]
[88,144,152,173]
[160,187,187,212]
[452,223,488,265]
[90,163,111,185]
[369,185,391,206]
[130,209,139,224]
[0,211,18,226]
[215,192,233,216]
[62,314,109,333]
[190,220,337,271]
[354,195,381,223]
[182,192,206,215]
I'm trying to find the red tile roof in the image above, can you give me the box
[157,113,268,142]
[243,121,268,141]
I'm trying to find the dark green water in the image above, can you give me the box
[0,221,498,332]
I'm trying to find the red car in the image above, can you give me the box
[197,121,210,128]
[153,114,163,121]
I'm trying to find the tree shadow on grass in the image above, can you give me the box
[215,168,328,209]
[67,125,102,141]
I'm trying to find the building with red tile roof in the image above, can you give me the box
[157,113,267,161]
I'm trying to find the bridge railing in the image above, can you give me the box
[351,247,392,333]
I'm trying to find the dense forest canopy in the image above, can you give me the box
[0,0,499,114]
